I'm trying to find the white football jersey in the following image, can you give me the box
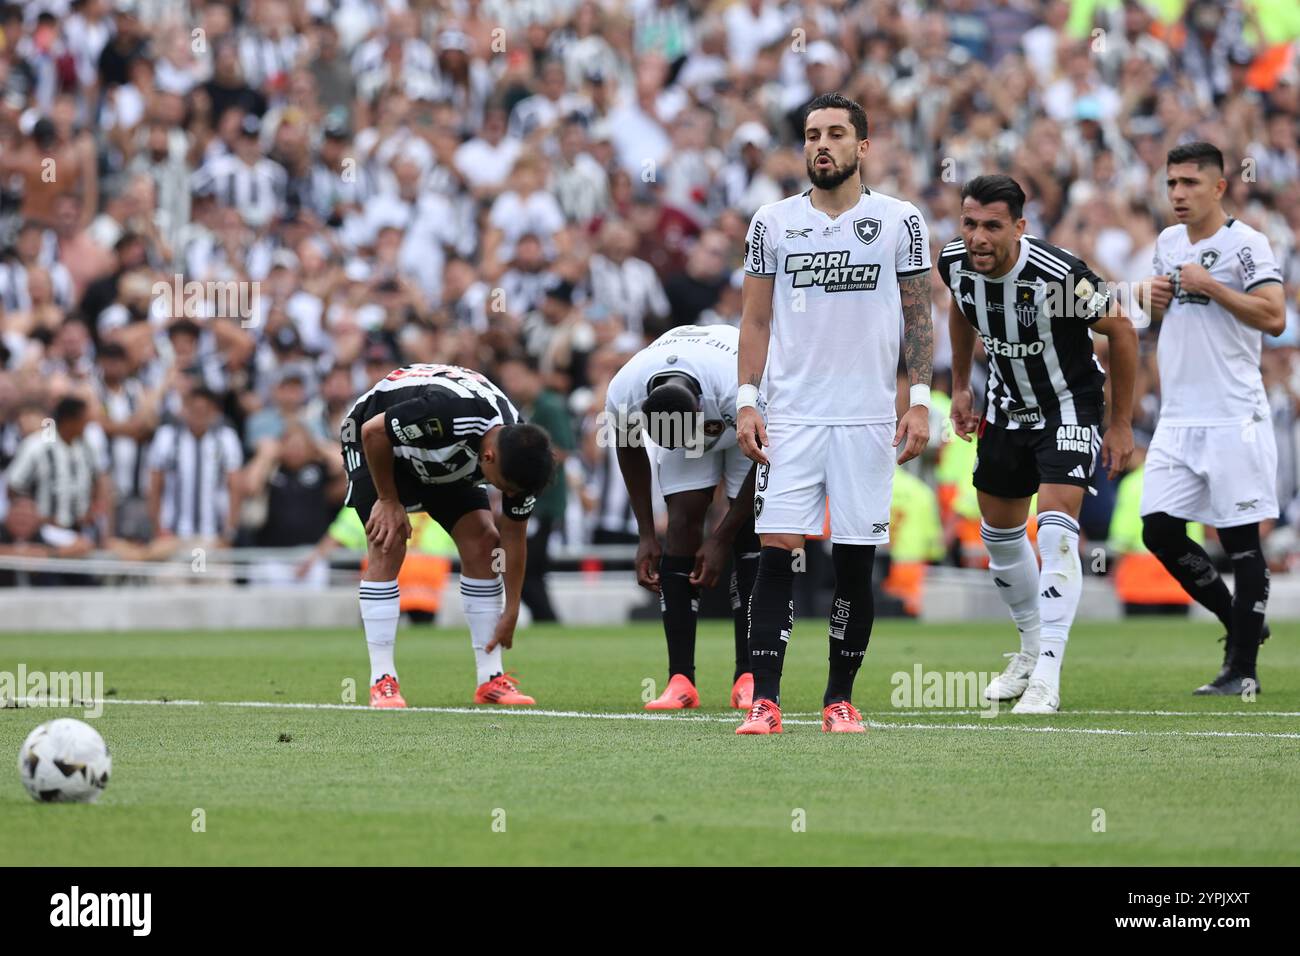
[744,185,931,425]
[1152,218,1283,426]
[605,324,744,453]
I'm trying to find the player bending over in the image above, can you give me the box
[607,324,759,710]
[943,174,1138,714]
[735,92,934,735]
[341,363,554,708]
[1140,142,1286,695]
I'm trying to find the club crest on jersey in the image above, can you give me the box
[854,217,881,245]
[1014,283,1039,327]
[1199,249,1220,269]
[785,228,813,238]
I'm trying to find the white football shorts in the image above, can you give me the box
[753,421,895,544]
[1140,419,1279,528]
[656,442,754,499]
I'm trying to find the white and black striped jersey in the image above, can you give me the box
[190,155,288,229]
[5,430,103,529]
[938,236,1109,429]
[342,364,535,520]
[147,422,244,538]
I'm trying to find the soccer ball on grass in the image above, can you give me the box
[17,718,111,803]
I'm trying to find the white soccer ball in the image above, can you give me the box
[17,718,111,803]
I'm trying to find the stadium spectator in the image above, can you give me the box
[146,387,243,548]
[0,0,1293,599]
[5,394,107,533]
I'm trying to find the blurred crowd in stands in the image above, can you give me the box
[0,0,1299,594]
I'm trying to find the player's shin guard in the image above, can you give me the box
[980,519,1041,656]
[1141,511,1234,631]
[461,576,505,685]
[658,554,699,683]
[360,579,400,684]
[1217,523,1269,677]
[748,546,796,705]
[1033,512,1082,685]
[730,526,760,681]
[824,544,875,706]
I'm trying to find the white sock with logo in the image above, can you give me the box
[980,520,1041,657]
[360,579,400,684]
[1033,512,1081,686]
[462,576,505,685]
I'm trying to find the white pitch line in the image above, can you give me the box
[8,697,1300,740]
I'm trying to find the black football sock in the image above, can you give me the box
[825,543,876,706]
[1217,523,1268,678]
[748,546,796,705]
[1141,512,1233,631]
[658,554,698,684]
[730,526,760,681]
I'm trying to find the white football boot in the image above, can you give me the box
[984,651,1037,701]
[1011,677,1060,714]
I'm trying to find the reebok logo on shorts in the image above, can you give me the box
[873,521,889,534]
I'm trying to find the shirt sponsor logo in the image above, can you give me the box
[902,214,924,267]
[1237,247,1257,283]
[980,333,1044,358]
[1056,424,1094,454]
[1007,407,1043,424]
[785,251,880,292]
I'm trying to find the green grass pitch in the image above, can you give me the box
[1,619,1297,865]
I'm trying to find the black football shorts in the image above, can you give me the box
[342,443,489,534]
[973,418,1102,500]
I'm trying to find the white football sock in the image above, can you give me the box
[462,575,505,685]
[980,519,1041,656]
[1033,512,1082,685]
[360,579,400,685]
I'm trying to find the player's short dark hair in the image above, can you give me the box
[53,396,88,424]
[1166,141,1224,174]
[496,422,554,495]
[804,92,868,140]
[960,174,1027,221]
[643,380,699,420]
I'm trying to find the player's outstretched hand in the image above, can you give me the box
[950,387,980,441]
[635,533,662,593]
[894,405,929,464]
[486,605,518,651]
[737,406,768,464]
[689,537,727,589]
[366,498,412,553]
[1101,420,1134,480]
